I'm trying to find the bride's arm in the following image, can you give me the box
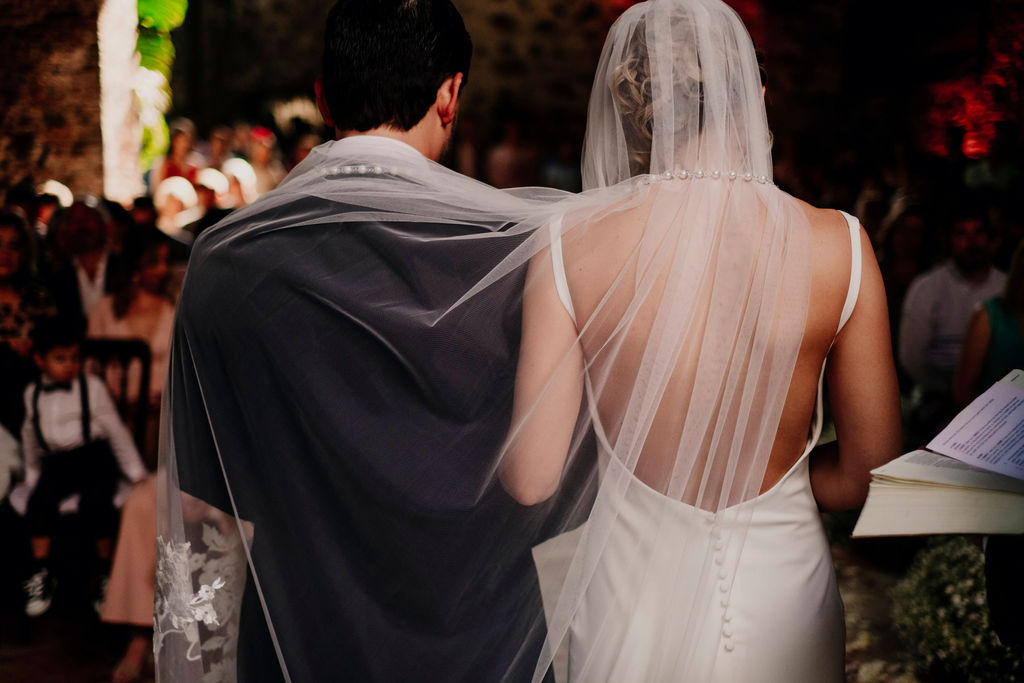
[499,248,585,506]
[810,227,902,511]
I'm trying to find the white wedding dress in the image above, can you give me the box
[552,212,861,682]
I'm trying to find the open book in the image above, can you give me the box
[852,369,1024,537]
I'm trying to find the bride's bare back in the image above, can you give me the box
[503,187,900,512]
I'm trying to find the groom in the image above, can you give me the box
[169,1,586,681]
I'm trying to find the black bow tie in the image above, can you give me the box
[41,383,73,393]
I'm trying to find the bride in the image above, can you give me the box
[499,0,901,680]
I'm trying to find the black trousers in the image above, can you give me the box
[26,442,121,539]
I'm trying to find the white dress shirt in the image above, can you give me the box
[9,373,147,514]
[74,251,109,317]
[899,260,1007,392]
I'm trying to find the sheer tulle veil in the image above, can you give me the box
[155,0,812,680]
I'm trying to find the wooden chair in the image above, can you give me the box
[81,339,152,452]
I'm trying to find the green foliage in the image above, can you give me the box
[135,0,188,169]
[138,0,188,33]
[140,115,169,176]
[137,28,176,81]
[892,537,1022,682]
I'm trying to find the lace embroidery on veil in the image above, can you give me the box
[155,521,246,682]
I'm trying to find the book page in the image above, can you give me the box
[1003,368,1024,391]
[873,450,1024,495]
[928,372,1024,480]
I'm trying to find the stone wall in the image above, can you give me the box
[0,0,105,200]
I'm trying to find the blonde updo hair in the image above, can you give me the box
[609,17,706,178]
[610,21,654,177]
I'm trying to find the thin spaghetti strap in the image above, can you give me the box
[547,216,577,325]
[836,211,862,334]
[803,212,863,462]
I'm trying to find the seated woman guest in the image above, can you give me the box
[90,230,177,680]
[101,476,157,683]
[953,242,1024,404]
[87,227,176,463]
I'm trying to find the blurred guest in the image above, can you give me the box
[100,199,132,259]
[229,121,253,159]
[204,125,234,171]
[0,422,22,518]
[149,118,201,189]
[0,421,32,645]
[88,227,176,403]
[9,319,147,617]
[953,243,1024,405]
[0,210,49,354]
[101,476,156,683]
[0,211,56,435]
[899,197,1006,435]
[249,127,287,195]
[3,180,38,227]
[36,180,73,206]
[876,200,932,366]
[33,181,72,238]
[153,176,200,245]
[43,200,119,329]
[88,227,176,463]
[185,168,233,240]
[130,196,157,230]
[222,157,260,208]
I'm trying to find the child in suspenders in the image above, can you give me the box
[8,319,148,616]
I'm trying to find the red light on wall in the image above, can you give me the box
[962,131,989,159]
[922,3,1022,160]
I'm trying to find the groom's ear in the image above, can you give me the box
[436,73,464,127]
[314,79,336,128]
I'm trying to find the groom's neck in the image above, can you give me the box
[336,119,445,162]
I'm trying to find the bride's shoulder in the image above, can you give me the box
[792,197,848,232]
[791,198,867,306]
[792,198,860,256]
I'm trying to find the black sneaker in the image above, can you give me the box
[93,573,109,617]
[23,568,55,617]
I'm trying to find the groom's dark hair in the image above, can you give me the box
[322,0,472,132]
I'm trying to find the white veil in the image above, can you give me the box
[155,0,812,681]
[511,0,814,678]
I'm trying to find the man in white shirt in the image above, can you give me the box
[45,200,120,328]
[899,199,1006,433]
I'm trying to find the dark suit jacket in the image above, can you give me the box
[171,191,592,682]
[43,254,121,331]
